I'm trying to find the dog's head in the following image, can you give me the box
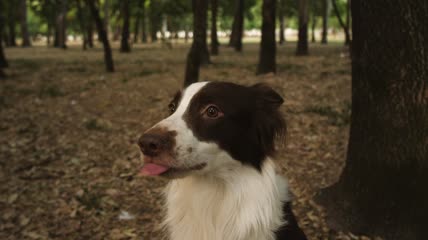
[138,82,286,178]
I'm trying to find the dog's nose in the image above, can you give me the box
[138,134,163,156]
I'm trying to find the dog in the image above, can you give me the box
[138,82,307,240]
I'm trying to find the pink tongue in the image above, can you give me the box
[140,163,170,176]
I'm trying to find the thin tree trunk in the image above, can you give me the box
[57,0,68,49]
[7,2,17,47]
[317,1,428,239]
[47,23,52,46]
[87,22,94,48]
[19,0,31,47]
[311,0,317,43]
[345,0,351,45]
[149,0,159,42]
[321,0,328,44]
[184,27,189,43]
[120,0,131,52]
[76,0,87,50]
[141,0,147,43]
[184,0,210,87]
[134,0,144,43]
[54,22,60,47]
[331,0,350,46]
[210,0,219,55]
[85,0,114,72]
[256,0,276,75]
[103,0,109,37]
[311,13,316,43]
[0,5,8,69]
[229,0,244,51]
[296,0,309,55]
[278,0,286,45]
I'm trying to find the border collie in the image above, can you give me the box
[138,82,307,240]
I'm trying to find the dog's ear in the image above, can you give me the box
[250,84,286,158]
[251,83,284,109]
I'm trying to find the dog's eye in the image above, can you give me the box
[168,103,176,114]
[204,105,223,119]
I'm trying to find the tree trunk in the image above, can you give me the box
[47,23,52,46]
[87,22,94,48]
[7,2,17,47]
[76,0,87,50]
[86,0,114,72]
[184,0,210,87]
[210,0,219,55]
[0,5,8,69]
[345,0,351,45]
[331,0,350,46]
[256,0,276,75]
[141,0,147,43]
[149,0,159,42]
[120,0,131,52]
[229,0,244,52]
[103,0,109,37]
[278,0,286,45]
[184,27,189,43]
[311,13,316,43]
[321,0,328,44]
[296,0,309,55]
[19,0,31,47]
[134,0,144,43]
[57,0,68,49]
[316,1,428,239]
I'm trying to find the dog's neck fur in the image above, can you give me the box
[163,159,289,240]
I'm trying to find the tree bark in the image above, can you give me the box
[210,0,219,55]
[311,12,316,43]
[76,0,87,50]
[331,0,350,46]
[184,0,210,87]
[120,0,131,52]
[46,23,52,46]
[103,0,109,37]
[321,0,328,44]
[0,4,8,69]
[149,0,159,42]
[296,0,309,55]
[87,22,94,48]
[256,0,276,75]
[278,0,286,45]
[86,0,114,72]
[317,1,428,239]
[229,0,244,52]
[19,0,31,47]
[133,0,144,43]
[57,0,68,49]
[7,2,17,47]
[141,0,147,43]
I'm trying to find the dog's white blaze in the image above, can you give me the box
[164,159,289,240]
[155,81,225,169]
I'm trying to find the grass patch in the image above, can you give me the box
[84,118,112,131]
[305,102,351,126]
[139,69,159,76]
[39,85,64,98]
[277,63,306,73]
[11,59,43,71]
[65,65,87,73]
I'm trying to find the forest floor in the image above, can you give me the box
[0,41,374,240]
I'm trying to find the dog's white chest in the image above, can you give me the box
[163,161,289,240]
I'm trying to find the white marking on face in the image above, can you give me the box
[145,82,241,174]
